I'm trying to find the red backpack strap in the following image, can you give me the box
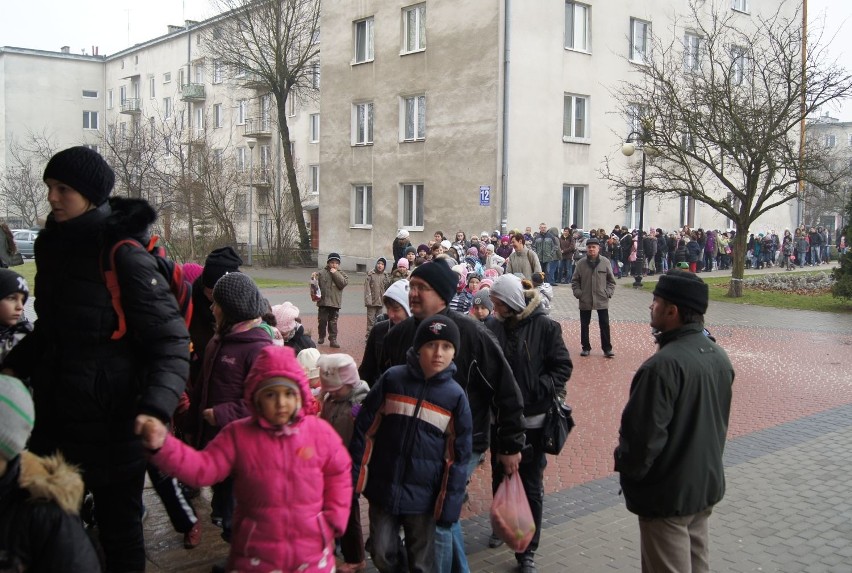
[102,238,143,340]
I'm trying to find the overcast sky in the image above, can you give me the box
[1,0,850,119]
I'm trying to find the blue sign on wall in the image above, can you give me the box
[479,185,491,206]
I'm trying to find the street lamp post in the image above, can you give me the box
[622,131,647,289]
[247,138,256,266]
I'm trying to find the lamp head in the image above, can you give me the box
[621,141,636,157]
[247,139,257,150]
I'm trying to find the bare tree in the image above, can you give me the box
[204,0,320,257]
[0,133,56,227]
[602,1,852,296]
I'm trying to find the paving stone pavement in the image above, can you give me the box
[139,263,852,572]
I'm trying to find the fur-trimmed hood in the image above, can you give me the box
[102,196,158,243]
[17,451,85,515]
[496,287,543,325]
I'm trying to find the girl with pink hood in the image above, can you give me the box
[139,345,353,572]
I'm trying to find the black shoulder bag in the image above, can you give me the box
[541,377,575,455]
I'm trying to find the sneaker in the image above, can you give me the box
[604,350,615,358]
[184,522,202,549]
[519,555,537,573]
[330,340,341,348]
[580,349,590,357]
[488,533,504,548]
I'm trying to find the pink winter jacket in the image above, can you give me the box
[151,346,353,572]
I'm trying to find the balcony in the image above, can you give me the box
[248,167,273,187]
[243,118,272,138]
[185,129,207,147]
[120,98,142,114]
[180,83,206,102]
[242,73,267,90]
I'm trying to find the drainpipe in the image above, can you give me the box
[500,0,512,235]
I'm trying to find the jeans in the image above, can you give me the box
[368,503,435,573]
[434,453,482,573]
[545,260,559,284]
[557,259,574,283]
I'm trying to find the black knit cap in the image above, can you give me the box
[43,146,115,207]
[212,272,267,322]
[652,269,709,315]
[0,269,29,305]
[414,315,460,353]
[411,261,458,306]
[203,246,243,288]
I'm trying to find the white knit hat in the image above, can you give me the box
[297,348,322,380]
[383,280,411,317]
[271,302,299,335]
[0,375,34,461]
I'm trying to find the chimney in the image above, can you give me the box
[167,25,183,34]
[60,46,70,54]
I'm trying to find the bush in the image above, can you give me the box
[832,196,852,300]
[741,272,835,294]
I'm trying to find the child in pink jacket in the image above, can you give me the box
[140,345,353,572]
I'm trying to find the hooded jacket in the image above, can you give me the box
[350,349,472,525]
[0,452,101,572]
[571,253,616,311]
[615,323,734,518]
[4,197,190,486]
[316,264,349,308]
[151,345,352,572]
[364,258,390,307]
[487,289,572,418]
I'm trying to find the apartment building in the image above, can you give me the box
[320,0,799,269]
[803,114,852,235]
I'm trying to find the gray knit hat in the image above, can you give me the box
[213,272,267,322]
[490,274,526,312]
[0,375,34,461]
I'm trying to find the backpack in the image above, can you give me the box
[101,236,193,340]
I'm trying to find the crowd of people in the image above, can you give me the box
[0,144,787,573]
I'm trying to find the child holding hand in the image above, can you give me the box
[139,345,353,573]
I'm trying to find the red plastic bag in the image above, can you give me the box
[490,472,535,553]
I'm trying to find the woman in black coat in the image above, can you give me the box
[4,147,190,573]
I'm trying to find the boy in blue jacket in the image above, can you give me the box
[350,315,473,573]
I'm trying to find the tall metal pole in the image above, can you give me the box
[622,131,647,288]
[798,0,808,227]
[247,140,256,266]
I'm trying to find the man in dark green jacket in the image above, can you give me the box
[614,270,733,573]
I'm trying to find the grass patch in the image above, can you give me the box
[252,278,304,288]
[702,272,852,313]
[13,263,36,286]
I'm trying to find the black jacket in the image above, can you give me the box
[4,198,190,486]
[0,453,101,572]
[188,275,215,386]
[614,323,734,518]
[359,317,392,387]
[381,308,525,455]
[284,323,317,354]
[486,290,573,418]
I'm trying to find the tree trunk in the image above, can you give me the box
[726,231,749,297]
[277,100,311,257]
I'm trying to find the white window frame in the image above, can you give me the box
[309,164,320,195]
[400,95,426,142]
[213,60,224,84]
[683,32,702,72]
[626,103,649,136]
[107,89,114,109]
[353,102,374,146]
[236,147,247,172]
[163,72,171,84]
[352,184,373,227]
[732,0,749,14]
[195,106,205,137]
[178,69,185,90]
[119,85,127,104]
[237,99,248,125]
[83,110,99,130]
[82,89,98,99]
[213,103,222,128]
[564,2,590,53]
[399,183,424,230]
[163,97,172,119]
[562,185,587,229]
[826,134,836,148]
[627,188,642,230]
[730,45,748,85]
[563,93,590,142]
[149,76,156,98]
[354,17,375,64]
[310,62,320,89]
[287,94,296,117]
[630,18,651,64]
[309,113,320,143]
[402,4,426,54]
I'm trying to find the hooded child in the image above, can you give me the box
[317,354,370,572]
[359,279,412,387]
[272,301,316,354]
[350,316,473,573]
[141,346,352,573]
[364,257,391,339]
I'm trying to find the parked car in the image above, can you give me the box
[12,229,38,258]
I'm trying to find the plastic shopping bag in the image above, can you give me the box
[490,472,536,553]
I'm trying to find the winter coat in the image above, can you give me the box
[532,230,560,264]
[381,309,526,455]
[686,239,701,263]
[152,346,353,573]
[505,247,542,279]
[284,323,317,354]
[615,323,734,518]
[487,290,572,419]
[571,255,616,311]
[390,268,410,284]
[364,261,390,307]
[392,239,412,270]
[350,350,472,524]
[642,235,657,259]
[559,234,576,260]
[0,452,101,572]
[674,239,688,263]
[191,325,273,448]
[316,265,348,308]
[496,243,513,259]
[320,380,370,447]
[189,275,216,386]
[449,289,474,315]
[4,198,190,486]
[0,319,32,367]
[359,318,393,387]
